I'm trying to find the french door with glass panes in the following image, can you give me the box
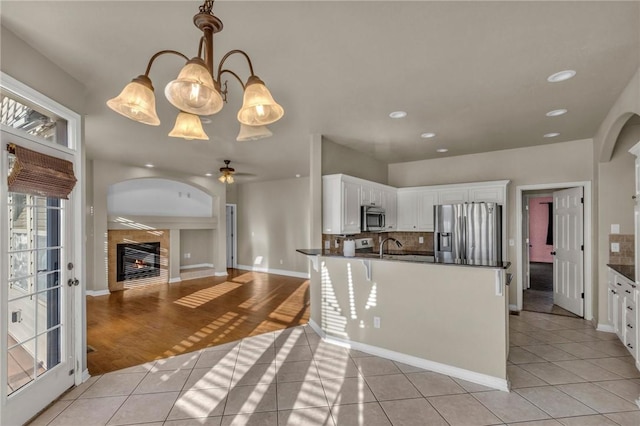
[1,74,82,426]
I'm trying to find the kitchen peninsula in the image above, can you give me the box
[298,249,512,391]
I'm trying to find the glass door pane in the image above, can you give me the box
[7,192,63,395]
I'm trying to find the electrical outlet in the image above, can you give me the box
[611,242,620,253]
[280,259,283,265]
[324,240,330,249]
[373,316,381,328]
[184,253,191,259]
[419,236,424,244]
[335,240,340,248]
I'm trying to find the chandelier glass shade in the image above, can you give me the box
[106,0,283,141]
[164,58,223,116]
[168,112,209,140]
[236,123,273,141]
[106,75,160,126]
[237,76,284,126]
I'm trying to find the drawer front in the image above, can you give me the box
[615,274,637,302]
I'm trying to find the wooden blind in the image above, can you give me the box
[7,143,77,199]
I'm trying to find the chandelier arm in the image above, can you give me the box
[198,36,206,60]
[219,69,246,90]
[143,50,190,76]
[216,49,255,82]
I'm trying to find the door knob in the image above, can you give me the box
[67,278,79,287]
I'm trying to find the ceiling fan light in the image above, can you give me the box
[218,174,227,183]
[237,76,284,126]
[168,112,209,140]
[106,75,160,126]
[165,58,223,116]
[236,124,273,141]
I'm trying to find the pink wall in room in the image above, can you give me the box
[529,196,553,263]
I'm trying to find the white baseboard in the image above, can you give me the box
[81,369,90,383]
[86,289,110,297]
[596,323,615,333]
[236,264,310,279]
[214,271,228,277]
[168,277,182,284]
[308,319,509,392]
[509,304,518,312]
[180,263,215,270]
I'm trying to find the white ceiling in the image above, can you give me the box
[2,1,639,182]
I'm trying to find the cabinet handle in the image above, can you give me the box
[627,306,633,311]
[627,343,634,349]
[628,323,634,329]
[612,290,618,294]
[617,283,622,286]
[633,195,637,200]
[626,290,632,294]
[550,251,556,255]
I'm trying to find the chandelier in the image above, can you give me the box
[107,0,283,141]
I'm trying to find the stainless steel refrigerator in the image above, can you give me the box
[434,202,502,265]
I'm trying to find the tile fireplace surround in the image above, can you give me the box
[107,229,169,292]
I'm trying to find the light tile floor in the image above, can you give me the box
[29,311,640,425]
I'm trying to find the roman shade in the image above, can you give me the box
[7,143,77,199]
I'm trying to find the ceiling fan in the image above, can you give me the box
[219,160,236,184]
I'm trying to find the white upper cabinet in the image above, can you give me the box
[438,188,468,204]
[397,189,437,231]
[323,174,509,235]
[469,185,505,203]
[323,174,362,234]
[382,189,397,230]
[361,184,383,206]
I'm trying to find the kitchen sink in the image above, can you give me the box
[382,254,434,262]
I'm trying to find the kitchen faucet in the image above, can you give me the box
[380,237,403,258]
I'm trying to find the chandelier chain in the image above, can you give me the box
[199,0,215,15]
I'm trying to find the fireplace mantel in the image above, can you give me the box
[107,215,217,231]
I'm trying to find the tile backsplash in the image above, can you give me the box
[323,232,434,254]
[609,233,634,265]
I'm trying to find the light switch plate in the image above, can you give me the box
[611,224,620,234]
[611,242,620,253]
[324,240,330,249]
[419,236,424,244]
[509,239,515,247]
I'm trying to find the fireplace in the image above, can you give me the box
[116,242,161,282]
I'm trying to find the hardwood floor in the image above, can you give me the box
[86,269,310,375]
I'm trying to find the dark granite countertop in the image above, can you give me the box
[607,264,636,283]
[296,249,511,269]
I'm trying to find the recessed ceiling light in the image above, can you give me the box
[295,174,301,178]
[205,173,213,177]
[547,70,576,83]
[145,164,154,168]
[389,111,407,119]
[436,148,448,153]
[546,109,568,117]
[544,132,560,138]
[421,132,436,139]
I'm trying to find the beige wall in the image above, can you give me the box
[322,138,388,184]
[180,229,214,267]
[236,177,310,274]
[597,123,640,322]
[1,27,85,114]
[90,159,226,292]
[388,139,594,307]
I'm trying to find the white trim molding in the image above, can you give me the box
[596,324,615,333]
[236,265,311,279]
[214,271,229,277]
[180,263,215,270]
[168,278,182,284]
[308,320,509,392]
[85,290,111,297]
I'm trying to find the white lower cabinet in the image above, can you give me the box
[608,267,638,360]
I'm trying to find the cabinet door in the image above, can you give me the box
[469,186,505,203]
[360,185,372,206]
[342,181,361,233]
[438,188,468,204]
[608,287,618,332]
[370,188,383,206]
[382,190,397,231]
[397,191,418,230]
[417,190,438,231]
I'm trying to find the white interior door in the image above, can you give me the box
[553,187,584,316]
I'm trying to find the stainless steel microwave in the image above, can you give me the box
[361,205,386,232]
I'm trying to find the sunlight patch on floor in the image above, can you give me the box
[173,282,243,308]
